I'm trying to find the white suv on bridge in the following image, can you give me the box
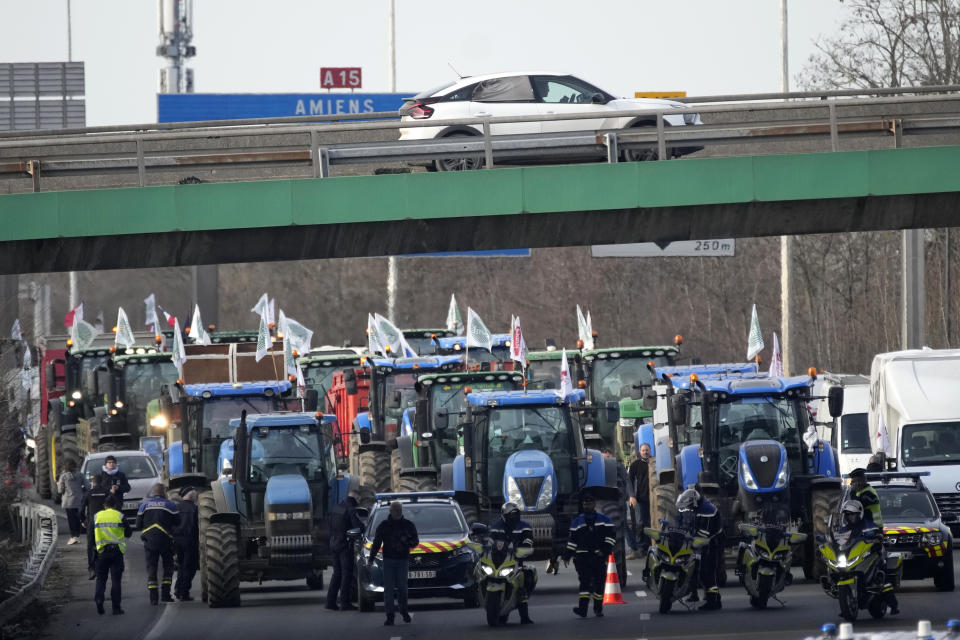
[399,71,702,171]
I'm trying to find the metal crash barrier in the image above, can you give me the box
[0,502,58,624]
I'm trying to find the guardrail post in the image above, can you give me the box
[656,112,667,161]
[605,133,619,163]
[26,160,40,192]
[482,120,493,169]
[311,131,321,178]
[828,101,839,152]
[136,138,146,186]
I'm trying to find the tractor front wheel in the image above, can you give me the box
[205,522,241,608]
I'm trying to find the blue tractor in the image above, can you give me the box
[434,334,514,370]
[201,412,362,607]
[345,355,462,495]
[640,371,844,580]
[440,389,628,585]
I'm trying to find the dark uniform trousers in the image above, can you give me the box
[95,546,125,610]
[143,532,175,594]
[174,541,198,598]
[326,550,354,608]
[573,553,606,609]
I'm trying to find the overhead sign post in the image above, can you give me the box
[320,67,362,90]
[592,240,735,257]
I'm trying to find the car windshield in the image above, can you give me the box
[202,396,275,440]
[83,454,157,481]
[123,360,179,429]
[901,422,960,466]
[533,75,607,104]
[248,424,324,483]
[485,406,576,496]
[368,504,466,537]
[877,487,938,521]
[840,413,872,453]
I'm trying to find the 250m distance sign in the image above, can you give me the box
[320,67,361,90]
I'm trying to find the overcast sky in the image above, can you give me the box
[1,0,846,126]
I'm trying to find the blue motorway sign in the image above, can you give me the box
[157,92,407,122]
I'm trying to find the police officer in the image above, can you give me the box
[326,489,364,611]
[489,502,535,624]
[81,475,109,580]
[135,483,180,605]
[563,492,616,618]
[173,486,199,601]
[93,494,133,615]
[675,488,723,610]
[848,468,882,525]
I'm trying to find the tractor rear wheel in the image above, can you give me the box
[459,503,479,526]
[398,473,437,493]
[35,427,51,499]
[390,449,402,493]
[359,450,391,494]
[197,491,216,602]
[597,498,627,588]
[806,489,840,580]
[205,522,241,608]
[55,430,82,502]
[653,483,678,529]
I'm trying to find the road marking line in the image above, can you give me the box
[639,613,651,621]
[390,636,401,640]
[634,590,647,597]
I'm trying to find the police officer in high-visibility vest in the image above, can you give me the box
[562,492,616,618]
[93,494,133,615]
[135,483,180,604]
[848,468,883,525]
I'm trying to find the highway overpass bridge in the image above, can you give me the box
[2,88,960,274]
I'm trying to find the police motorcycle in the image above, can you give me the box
[643,522,710,614]
[734,440,808,609]
[468,523,537,627]
[817,500,901,622]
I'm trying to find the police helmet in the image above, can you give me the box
[502,502,520,517]
[848,468,867,480]
[676,488,701,512]
[841,499,863,524]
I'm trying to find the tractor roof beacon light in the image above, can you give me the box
[674,334,683,346]
[808,367,818,380]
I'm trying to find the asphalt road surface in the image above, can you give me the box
[39,510,960,640]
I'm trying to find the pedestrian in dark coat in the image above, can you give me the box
[81,475,109,580]
[628,442,652,556]
[135,483,180,604]
[368,501,419,626]
[173,486,200,601]
[96,455,131,501]
[326,490,364,611]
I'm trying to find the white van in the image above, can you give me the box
[813,373,872,476]
[869,349,960,535]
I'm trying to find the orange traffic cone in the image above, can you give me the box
[602,554,626,605]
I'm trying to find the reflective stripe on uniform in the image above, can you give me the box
[140,523,171,537]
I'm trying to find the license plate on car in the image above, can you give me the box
[123,501,139,511]
[409,571,436,579]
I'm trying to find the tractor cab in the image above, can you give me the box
[98,350,178,450]
[435,335,514,371]
[580,345,681,455]
[402,328,457,356]
[63,347,112,421]
[298,352,365,402]
[525,349,575,391]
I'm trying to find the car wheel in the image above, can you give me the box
[433,133,484,172]
[934,551,955,591]
[623,122,659,162]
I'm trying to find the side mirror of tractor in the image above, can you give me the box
[642,389,658,412]
[828,386,844,419]
[359,428,371,445]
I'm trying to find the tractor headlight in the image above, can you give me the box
[114,400,124,409]
[71,390,82,400]
[741,463,758,490]
[481,565,494,576]
[498,567,515,577]
[506,476,524,507]
[536,475,554,510]
[618,418,635,428]
[922,532,943,546]
[774,467,788,489]
[149,414,169,429]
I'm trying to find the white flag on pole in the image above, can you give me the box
[251,293,269,319]
[746,304,765,360]
[559,348,574,397]
[877,412,893,457]
[11,319,22,341]
[73,319,97,350]
[190,305,212,346]
[510,315,527,365]
[144,294,158,329]
[368,314,385,356]
[768,332,784,377]
[255,314,271,362]
[267,298,276,327]
[586,311,594,346]
[446,294,464,336]
[172,317,186,378]
[115,307,136,349]
[279,310,313,357]
[576,305,594,350]
[466,308,493,352]
[22,342,31,370]
[374,313,404,356]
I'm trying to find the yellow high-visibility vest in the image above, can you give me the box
[94,508,127,553]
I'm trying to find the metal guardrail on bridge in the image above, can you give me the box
[2,85,960,191]
[0,501,58,625]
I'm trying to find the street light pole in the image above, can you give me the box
[779,0,792,375]
[387,0,398,323]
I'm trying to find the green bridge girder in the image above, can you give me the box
[2,145,960,273]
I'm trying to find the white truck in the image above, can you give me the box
[869,349,960,535]
[813,373,872,476]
